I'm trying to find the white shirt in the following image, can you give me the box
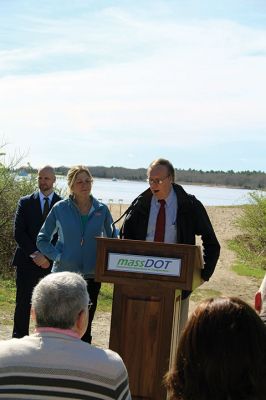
[146,187,177,243]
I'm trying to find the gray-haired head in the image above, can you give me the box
[147,158,175,181]
[31,272,89,329]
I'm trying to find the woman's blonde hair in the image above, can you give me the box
[67,165,93,195]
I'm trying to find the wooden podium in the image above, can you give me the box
[95,238,203,400]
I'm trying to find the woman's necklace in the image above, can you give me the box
[75,198,92,246]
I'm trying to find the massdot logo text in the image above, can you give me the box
[117,258,172,270]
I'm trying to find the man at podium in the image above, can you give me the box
[120,158,220,329]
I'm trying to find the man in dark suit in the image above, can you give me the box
[120,158,220,333]
[12,165,61,338]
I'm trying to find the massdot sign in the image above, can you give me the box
[107,253,181,277]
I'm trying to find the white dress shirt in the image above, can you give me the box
[146,187,177,243]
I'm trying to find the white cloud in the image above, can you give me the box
[0,11,265,168]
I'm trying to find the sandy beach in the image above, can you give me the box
[0,204,261,345]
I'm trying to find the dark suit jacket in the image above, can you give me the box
[120,184,220,282]
[12,191,61,269]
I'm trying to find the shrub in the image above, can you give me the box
[0,147,36,276]
[230,192,266,270]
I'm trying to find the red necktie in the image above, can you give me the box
[154,199,166,242]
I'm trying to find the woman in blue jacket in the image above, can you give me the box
[37,165,116,343]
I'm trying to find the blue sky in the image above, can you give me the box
[0,0,265,171]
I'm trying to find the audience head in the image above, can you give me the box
[31,272,90,336]
[67,165,93,196]
[164,296,266,400]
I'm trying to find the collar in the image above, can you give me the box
[35,327,80,339]
[69,194,102,211]
[39,191,54,202]
[153,186,176,207]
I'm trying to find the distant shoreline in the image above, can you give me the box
[17,166,266,191]
[55,175,265,191]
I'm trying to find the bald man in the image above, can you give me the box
[12,166,61,338]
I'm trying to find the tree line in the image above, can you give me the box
[19,165,266,190]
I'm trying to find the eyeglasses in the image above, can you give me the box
[147,175,170,185]
[79,302,93,316]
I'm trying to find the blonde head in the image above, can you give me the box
[67,166,93,195]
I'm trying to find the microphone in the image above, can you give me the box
[111,188,150,238]
[111,196,141,238]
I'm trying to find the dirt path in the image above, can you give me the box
[0,206,261,347]
[189,206,260,312]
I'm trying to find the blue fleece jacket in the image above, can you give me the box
[37,196,115,277]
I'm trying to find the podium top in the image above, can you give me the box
[95,237,203,291]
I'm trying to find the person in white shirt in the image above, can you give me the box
[0,271,131,400]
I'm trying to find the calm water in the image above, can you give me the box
[56,176,257,206]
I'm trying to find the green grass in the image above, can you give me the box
[228,238,265,279]
[0,278,16,325]
[97,283,113,312]
[232,262,265,279]
[190,288,222,303]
